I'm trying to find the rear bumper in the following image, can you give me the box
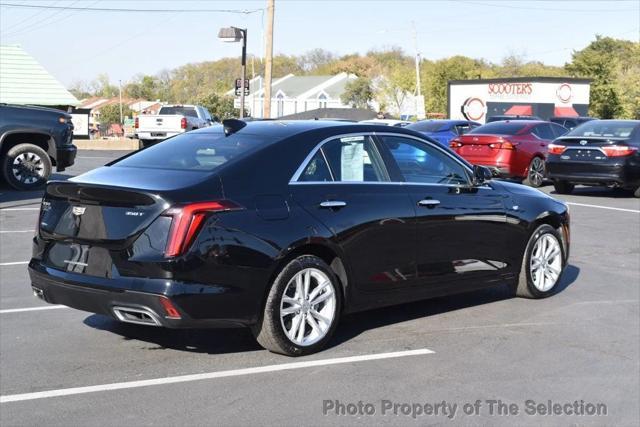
[137,131,183,141]
[546,157,640,188]
[55,145,77,171]
[28,261,248,328]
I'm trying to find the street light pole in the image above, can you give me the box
[240,28,247,119]
[218,26,248,119]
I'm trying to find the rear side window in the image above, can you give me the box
[532,124,555,140]
[469,122,526,135]
[113,129,272,171]
[299,151,333,182]
[320,136,389,182]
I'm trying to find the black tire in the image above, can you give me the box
[138,139,148,150]
[253,255,342,356]
[515,224,566,299]
[553,180,575,195]
[522,156,545,187]
[1,143,52,190]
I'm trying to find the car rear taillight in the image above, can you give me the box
[488,141,517,150]
[602,145,638,157]
[180,117,187,129]
[548,144,566,155]
[449,139,463,149]
[134,117,139,129]
[163,200,242,257]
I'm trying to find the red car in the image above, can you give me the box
[449,121,569,187]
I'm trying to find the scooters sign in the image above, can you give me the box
[488,82,533,99]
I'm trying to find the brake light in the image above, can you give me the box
[158,296,181,319]
[164,200,241,257]
[134,117,139,129]
[489,141,517,150]
[449,139,463,149]
[180,117,187,129]
[548,144,566,155]
[602,145,637,157]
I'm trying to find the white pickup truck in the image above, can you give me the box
[135,105,214,147]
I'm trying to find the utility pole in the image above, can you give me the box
[118,79,123,127]
[412,21,425,120]
[263,0,275,118]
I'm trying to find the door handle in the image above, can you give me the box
[320,201,347,209]
[418,199,441,207]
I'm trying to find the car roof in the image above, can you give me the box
[192,120,425,139]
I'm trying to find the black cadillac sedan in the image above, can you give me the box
[546,120,640,197]
[29,120,570,356]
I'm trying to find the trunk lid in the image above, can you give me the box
[41,181,167,244]
[137,115,184,133]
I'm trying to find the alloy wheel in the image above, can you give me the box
[280,267,337,346]
[12,152,45,185]
[530,233,562,292]
[527,157,545,187]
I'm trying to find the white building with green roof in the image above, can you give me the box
[0,45,79,107]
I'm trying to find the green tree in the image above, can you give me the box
[124,74,159,100]
[89,73,118,97]
[98,103,133,126]
[341,78,374,108]
[196,93,239,120]
[566,36,637,118]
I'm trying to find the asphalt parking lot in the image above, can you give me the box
[1,150,639,426]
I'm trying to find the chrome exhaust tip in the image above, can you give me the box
[32,287,45,301]
[112,306,162,326]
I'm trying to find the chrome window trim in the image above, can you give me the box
[289,131,473,186]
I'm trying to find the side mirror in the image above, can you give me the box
[472,165,492,185]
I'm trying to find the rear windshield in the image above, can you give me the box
[407,121,447,132]
[469,122,527,135]
[566,121,639,138]
[159,106,197,117]
[113,128,272,171]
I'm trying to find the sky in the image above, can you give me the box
[0,0,638,87]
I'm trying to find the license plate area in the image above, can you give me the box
[562,149,606,161]
[45,242,113,278]
[151,132,166,137]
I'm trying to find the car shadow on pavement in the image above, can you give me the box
[551,186,634,198]
[328,264,580,350]
[83,315,262,354]
[82,265,579,355]
[0,173,73,206]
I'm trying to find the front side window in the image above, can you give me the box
[380,136,469,185]
[317,135,389,182]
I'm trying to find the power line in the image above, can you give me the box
[460,0,639,12]
[0,3,263,14]
[1,0,84,38]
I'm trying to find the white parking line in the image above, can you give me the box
[0,348,434,403]
[0,261,29,266]
[0,305,67,314]
[566,202,640,214]
[0,208,39,211]
[0,230,33,233]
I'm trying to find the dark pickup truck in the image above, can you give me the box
[0,104,77,190]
